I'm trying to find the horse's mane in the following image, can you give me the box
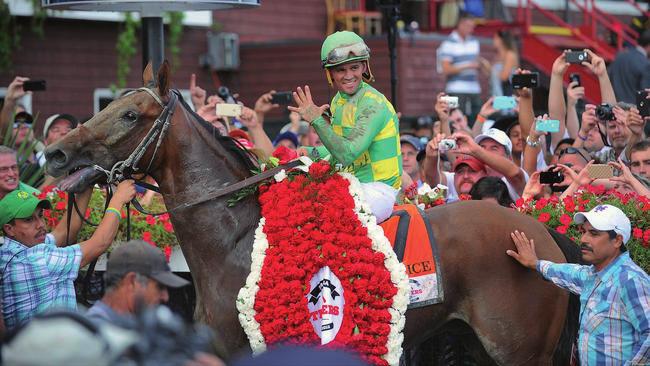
[176,94,257,173]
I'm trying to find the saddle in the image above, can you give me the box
[380,204,444,308]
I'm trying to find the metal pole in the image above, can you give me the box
[382,1,400,110]
[141,17,165,75]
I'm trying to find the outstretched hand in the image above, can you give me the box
[287,86,329,123]
[507,230,538,269]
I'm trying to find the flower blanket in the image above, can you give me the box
[236,161,409,366]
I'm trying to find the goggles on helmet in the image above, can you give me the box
[323,42,370,67]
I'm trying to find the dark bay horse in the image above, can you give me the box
[45,64,578,365]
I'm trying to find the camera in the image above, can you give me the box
[216,86,237,104]
[566,51,589,64]
[511,73,539,89]
[441,96,459,109]
[539,169,564,184]
[439,139,456,151]
[595,103,614,122]
[569,73,581,87]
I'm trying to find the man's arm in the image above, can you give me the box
[77,180,136,267]
[239,106,274,156]
[507,230,590,295]
[622,275,650,365]
[453,133,526,194]
[422,134,447,187]
[583,49,616,104]
[565,81,585,140]
[311,97,391,166]
[434,93,451,137]
[51,188,92,247]
[0,77,29,136]
[548,53,569,135]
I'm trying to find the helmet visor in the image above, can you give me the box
[324,42,370,67]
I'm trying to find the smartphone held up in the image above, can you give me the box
[216,103,242,118]
[23,80,46,92]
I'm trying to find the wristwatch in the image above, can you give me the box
[526,135,540,148]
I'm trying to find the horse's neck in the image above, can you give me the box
[155,111,252,206]
[153,109,260,253]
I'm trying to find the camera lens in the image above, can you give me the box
[595,103,614,121]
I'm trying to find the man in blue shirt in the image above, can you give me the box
[0,180,136,330]
[507,204,649,365]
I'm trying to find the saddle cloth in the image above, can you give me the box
[380,204,444,308]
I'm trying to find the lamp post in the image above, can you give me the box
[378,0,400,110]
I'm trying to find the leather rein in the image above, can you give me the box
[92,87,295,215]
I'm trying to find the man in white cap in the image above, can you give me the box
[507,204,650,365]
[36,114,78,167]
[449,128,527,199]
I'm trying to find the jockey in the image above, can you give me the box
[290,31,402,223]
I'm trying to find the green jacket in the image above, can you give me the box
[309,82,402,189]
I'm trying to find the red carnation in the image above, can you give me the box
[515,198,524,208]
[54,201,66,210]
[308,162,331,180]
[272,145,298,165]
[164,246,172,262]
[146,215,156,226]
[556,225,568,234]
[163,221,174,233]
[633,227,643,239]
[535,198,548,210]
[537,212,551,223]
[142,231,155,246]
[559,214,572,226]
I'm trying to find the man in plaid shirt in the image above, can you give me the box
[507,204,649,365]
[0,180,136,331]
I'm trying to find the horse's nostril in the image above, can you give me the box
[45,149,68,168]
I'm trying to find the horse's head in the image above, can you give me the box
[45,62,173,192]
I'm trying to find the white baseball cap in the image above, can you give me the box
[474,128,513,155]
[574,204,631,244]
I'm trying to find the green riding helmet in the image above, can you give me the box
[321,31,371,68]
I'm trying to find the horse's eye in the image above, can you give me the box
[123,111,138,122]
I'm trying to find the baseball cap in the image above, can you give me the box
[475,128,513,155]
[574,204,631,244]
[273,131,299,148]
[0,190,51,227]
[106,240,190,288]
[43,113,78,138]
[14,111,33,126]
[400,134,423,152]
[414,115,433,129]
[280,121,310,137]
[452,154,486,172]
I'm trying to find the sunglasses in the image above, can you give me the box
[558,147,590,163]
[324,42,370,67]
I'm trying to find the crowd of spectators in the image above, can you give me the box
[0,7,648,365]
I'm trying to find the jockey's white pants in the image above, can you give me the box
[360,182,398,223]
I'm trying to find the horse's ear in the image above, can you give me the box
[157,60,171,97]
[142,62,155,88]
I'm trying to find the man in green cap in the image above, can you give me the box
[289,31,402,222]
[0,180,136,331]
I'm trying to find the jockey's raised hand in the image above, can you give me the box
[288,86,330,123]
